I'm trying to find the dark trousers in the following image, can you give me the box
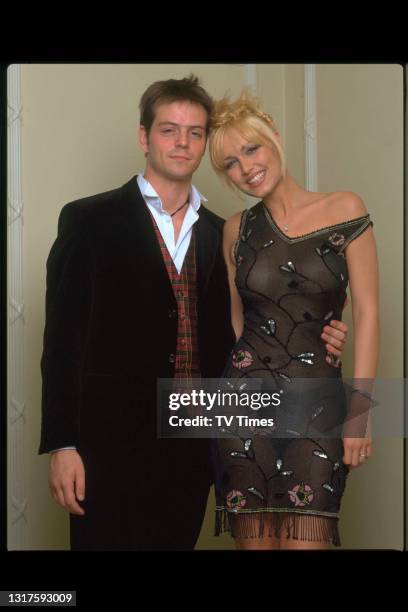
[70,441,212,551]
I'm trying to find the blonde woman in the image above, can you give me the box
[209,91,379,550]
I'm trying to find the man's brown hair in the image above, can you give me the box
[139,74,213,136]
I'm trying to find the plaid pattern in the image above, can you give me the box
[148,212,201,379]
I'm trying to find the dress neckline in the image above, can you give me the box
[260,201,370,243]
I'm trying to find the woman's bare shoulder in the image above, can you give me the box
[326,191,368,222]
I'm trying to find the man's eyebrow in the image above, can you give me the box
[157,121,206,129]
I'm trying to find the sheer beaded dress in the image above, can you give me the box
[213,201,373,546]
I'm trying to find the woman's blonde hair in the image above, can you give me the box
[209,89,286,190]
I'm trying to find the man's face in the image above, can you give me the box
[139,100,208,183]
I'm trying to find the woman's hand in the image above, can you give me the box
[322,319,348,363]
[342,436,373,468]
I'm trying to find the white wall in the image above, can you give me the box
[316,64,404,549]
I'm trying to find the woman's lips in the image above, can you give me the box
[247,170,266,186]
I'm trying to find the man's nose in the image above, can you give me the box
[175,129,189,147]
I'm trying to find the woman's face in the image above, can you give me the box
[221,128,283,198]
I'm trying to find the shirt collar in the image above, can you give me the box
[137,172,207,213]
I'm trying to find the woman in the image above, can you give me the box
[209,91,379,550]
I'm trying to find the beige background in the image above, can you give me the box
[11,63,403,550]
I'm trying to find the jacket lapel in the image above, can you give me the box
[195,207,221,299]
[119,176,174,298]
[119,176,221,300]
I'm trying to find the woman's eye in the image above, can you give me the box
[247,145,260,154]
[225,160,236,170]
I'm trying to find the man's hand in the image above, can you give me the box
[321,320,348,360]
[49,449,86,516]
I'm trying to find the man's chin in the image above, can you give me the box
[165,168,196,182]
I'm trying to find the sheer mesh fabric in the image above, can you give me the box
[213,201,373,546]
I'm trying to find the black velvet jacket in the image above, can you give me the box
[39,176,235,454]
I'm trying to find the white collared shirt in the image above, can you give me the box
[137,173,207,274]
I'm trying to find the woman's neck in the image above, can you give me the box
[263,175,306,217]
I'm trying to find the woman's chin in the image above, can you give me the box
[242,185,268,199]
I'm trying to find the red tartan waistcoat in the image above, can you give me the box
[149,213,201,378]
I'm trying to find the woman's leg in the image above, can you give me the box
[278,515,333,550]
[280,537,330,550]
[233,514,281,550]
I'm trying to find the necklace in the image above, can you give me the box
[170,198,189,217]
[264,202,290,230]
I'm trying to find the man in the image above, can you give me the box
[39,75,347,550]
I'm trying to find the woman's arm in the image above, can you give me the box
[223,213,244,342]
[347,229,379,379]
[341,196,380,467]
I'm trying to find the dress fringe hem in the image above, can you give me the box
[215,509,341,547]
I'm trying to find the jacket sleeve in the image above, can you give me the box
[38,203,94,454]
